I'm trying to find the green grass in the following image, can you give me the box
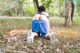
[73,16,80,26]
[0,18,32,34]
[0,16,80,34]
[49,17,65,26]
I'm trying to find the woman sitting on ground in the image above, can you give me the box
[32,6,50,39]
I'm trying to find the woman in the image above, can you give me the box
[32,6,50,39]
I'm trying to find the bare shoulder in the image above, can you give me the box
[33,14,40,20]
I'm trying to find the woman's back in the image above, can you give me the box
[33,12,49,21]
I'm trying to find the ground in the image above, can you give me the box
[0,17,80,53]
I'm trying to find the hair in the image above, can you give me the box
[38,6,46,13]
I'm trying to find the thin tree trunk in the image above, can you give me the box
[65,2,72,26]
[35,0,39,10]
[13,0,17,16]
[71,2,75,22]
[33,0,39,12]
[19,0,23,16]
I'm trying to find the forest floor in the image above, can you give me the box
[0,27,79,53]
[0,16,80,53]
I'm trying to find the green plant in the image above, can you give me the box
[23,6,35,16]
[0,33,3,40]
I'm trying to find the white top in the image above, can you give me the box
[33,12,50,31]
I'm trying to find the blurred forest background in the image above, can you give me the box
[0,0,80,26]
[0,0,80,53]
[0,0,80,16]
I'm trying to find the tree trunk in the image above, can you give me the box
[33,0,39,12]
[65,2,72,26]
[19,0,23,16]
[71,2,75,22]
[13,0,17,16]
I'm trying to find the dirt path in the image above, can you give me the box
[0,16,31,19]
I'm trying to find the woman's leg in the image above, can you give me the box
[41,33,46,39]
[37,32,40,37]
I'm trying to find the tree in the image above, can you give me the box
[33,0,39,12]
[41,0,52,8]
[64,0,75,26]
[71,1,75,22]
[18,0,25,16]
[13,0,17,16]
[65,1,72,26]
